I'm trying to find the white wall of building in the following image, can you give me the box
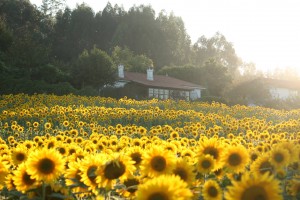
[269,87,298,100]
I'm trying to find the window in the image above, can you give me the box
[149,88,154,97]
[164,89,169,99]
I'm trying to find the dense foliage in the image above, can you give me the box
[0,0,239,96]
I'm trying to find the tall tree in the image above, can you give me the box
[0,0,51,76]
[192,32,241,76]
[52,7,72,61]
[68,3,95,59]
[72,46,116,89]
[112,5,161,64]
[156,12,191,68]
[201,59,232,97]
[40,0,66,18]
[94,3,124,52]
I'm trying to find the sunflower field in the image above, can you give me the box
[0,93,299,200]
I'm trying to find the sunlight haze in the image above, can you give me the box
[30,0,300,74]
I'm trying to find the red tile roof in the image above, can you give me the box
[120,72,205,90]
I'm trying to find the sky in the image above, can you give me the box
[30,0,300,74]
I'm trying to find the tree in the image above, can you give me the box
[192,32,241,76]
[0,0,51,77]
[156,12,191,68]
[40,0,66,18]
[0,17,13,52]
[111,46,153,73]
[67,3,95,60]
[201,59,232,97]
[52,7,72,61]
[226,78,271,106]
[72,46,116,89]
[94,3,124,52]
[157,64,201,84]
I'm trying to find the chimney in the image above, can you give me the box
[118,64,124,78]
[147,67,154,81]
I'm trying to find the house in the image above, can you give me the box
[113,65,205,101]
[263,78,300,100]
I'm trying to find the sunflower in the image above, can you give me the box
[251,155,274,176]
[0,161,9,190]
[140,146,176,177]
[196,154,216,174]
[126,146,144,167]
[63,120,70,127]
[119,175,140,198]
[287,179,300,197]
[56,143,69,157]
[225,172,282,200]
[202,179,222,200]
[136,174,192,200]
[132,138,143,147]
[172,158,195,186]
[181,148,196,162]
[198,138,225,170]
[269,145,290,169]
[65,160,89,197]
[79,154,104,194]
[221,145,249,173]
[170,131,180,139]
[11,145,28,165]
[164,142,178,154]
[5,173,15,191]
[23,140,35,150]
[13,163,39,193]
[26,148,65,183]
[249,150,260,162]
[44,122,52,130]
[96,153,136,189]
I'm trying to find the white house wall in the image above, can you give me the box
[269,87,298,100]
[190,89,201,100]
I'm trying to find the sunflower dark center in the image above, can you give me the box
[58,148,66,154]
[87,166,97,183]
[228,153,242,166]
[184,153,191,157]
[124,178,139,193]
[150,156,166,172]
[201,159,212,169]
[259,161,273,175]
[22,172,35,185]
[69,149,76,155]
[208,186,218,197]
[148,192,169,200]
[38,158,55,174]
[104,161,126,180]
[241,186,267,200]
[16,153,25,161]
[204,147,218,160]
[173,167,188,181]
[274,153,284,163]
[251,154,258,161]
[47,142,54,149]
[131,152,142,165]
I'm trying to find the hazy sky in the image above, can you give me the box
[30,0,300,73]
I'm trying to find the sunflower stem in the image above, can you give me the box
[42,181,46,200]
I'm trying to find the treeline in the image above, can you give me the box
[2,0,297,109]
